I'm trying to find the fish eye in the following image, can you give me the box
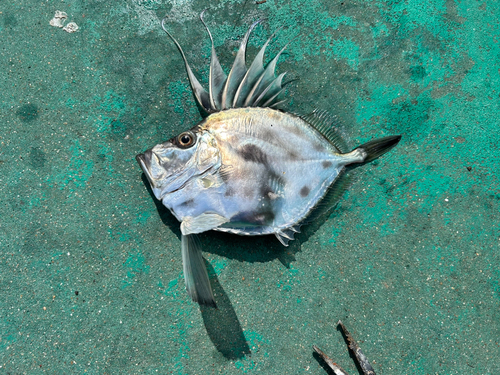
[177,132,196,148]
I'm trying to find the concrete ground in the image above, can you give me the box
[1,0,499,373]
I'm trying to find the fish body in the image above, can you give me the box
[136,14,401,307]
[140,107,374,240]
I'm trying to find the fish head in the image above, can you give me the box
[136,126,221,201]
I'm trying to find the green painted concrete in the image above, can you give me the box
[1,0,499,373]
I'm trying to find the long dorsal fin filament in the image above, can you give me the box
[161,18,211,113]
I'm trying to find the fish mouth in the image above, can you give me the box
[136,152,154,186]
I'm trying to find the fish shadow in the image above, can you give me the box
[141,174,251,359]
[200,261,251,359]
[140,173,349,359]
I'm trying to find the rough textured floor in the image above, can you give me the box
[1,0,499,373]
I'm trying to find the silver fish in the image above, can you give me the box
[136,13,401,307]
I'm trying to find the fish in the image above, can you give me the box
[136,12,401,307]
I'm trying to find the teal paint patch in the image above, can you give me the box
[65,97,78,108]
[356,85,436,139]
[320,14,357,29]
[48,140,94,191]
[134,211,151,224]
[137,0,163,11]
[82,19,102,41]
[233,331,269,373]
[122,250,150,288]
[100,90,126,114]
[276,264,302,294]
[0,319,17,352]
[356,84,408,127]
[209,257,227,276]
[371,20,389,38]
[167,80,198,115]
[373,0,448,38]
[200,2,361,69]
[317,267,327,280]
[162,275,182,299]
[64,88,139,138]
[95,90,128,134]
[326,38,360,70]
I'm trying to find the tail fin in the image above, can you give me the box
[355,135,401,163]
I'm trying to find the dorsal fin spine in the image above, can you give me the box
[221,20,261,110]
[233,27,281,108]
[257,73,286,107]
[162,14,289,113]
[232,37,268,107]
[250,43,289,106]
[244,72,266,107]
[200,10,227,111]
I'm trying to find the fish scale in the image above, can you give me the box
[136,13,401,307]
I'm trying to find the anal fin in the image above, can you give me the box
[275,227,300,246]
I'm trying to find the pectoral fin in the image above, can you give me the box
[180,213,229,235]
[181,234,217,308]
[179,213,228,307]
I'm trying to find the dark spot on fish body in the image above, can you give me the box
[16,104,39,123]
[242,185,255,199]
[288,124,304,137]
[322,160,332,169]
[231,209,275,226]
[300,186,310,197]
[261,129,276,144]
[238,144,268,165]
[287,150,299,160]
[224,187,235,197]
[313,142,325,152]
